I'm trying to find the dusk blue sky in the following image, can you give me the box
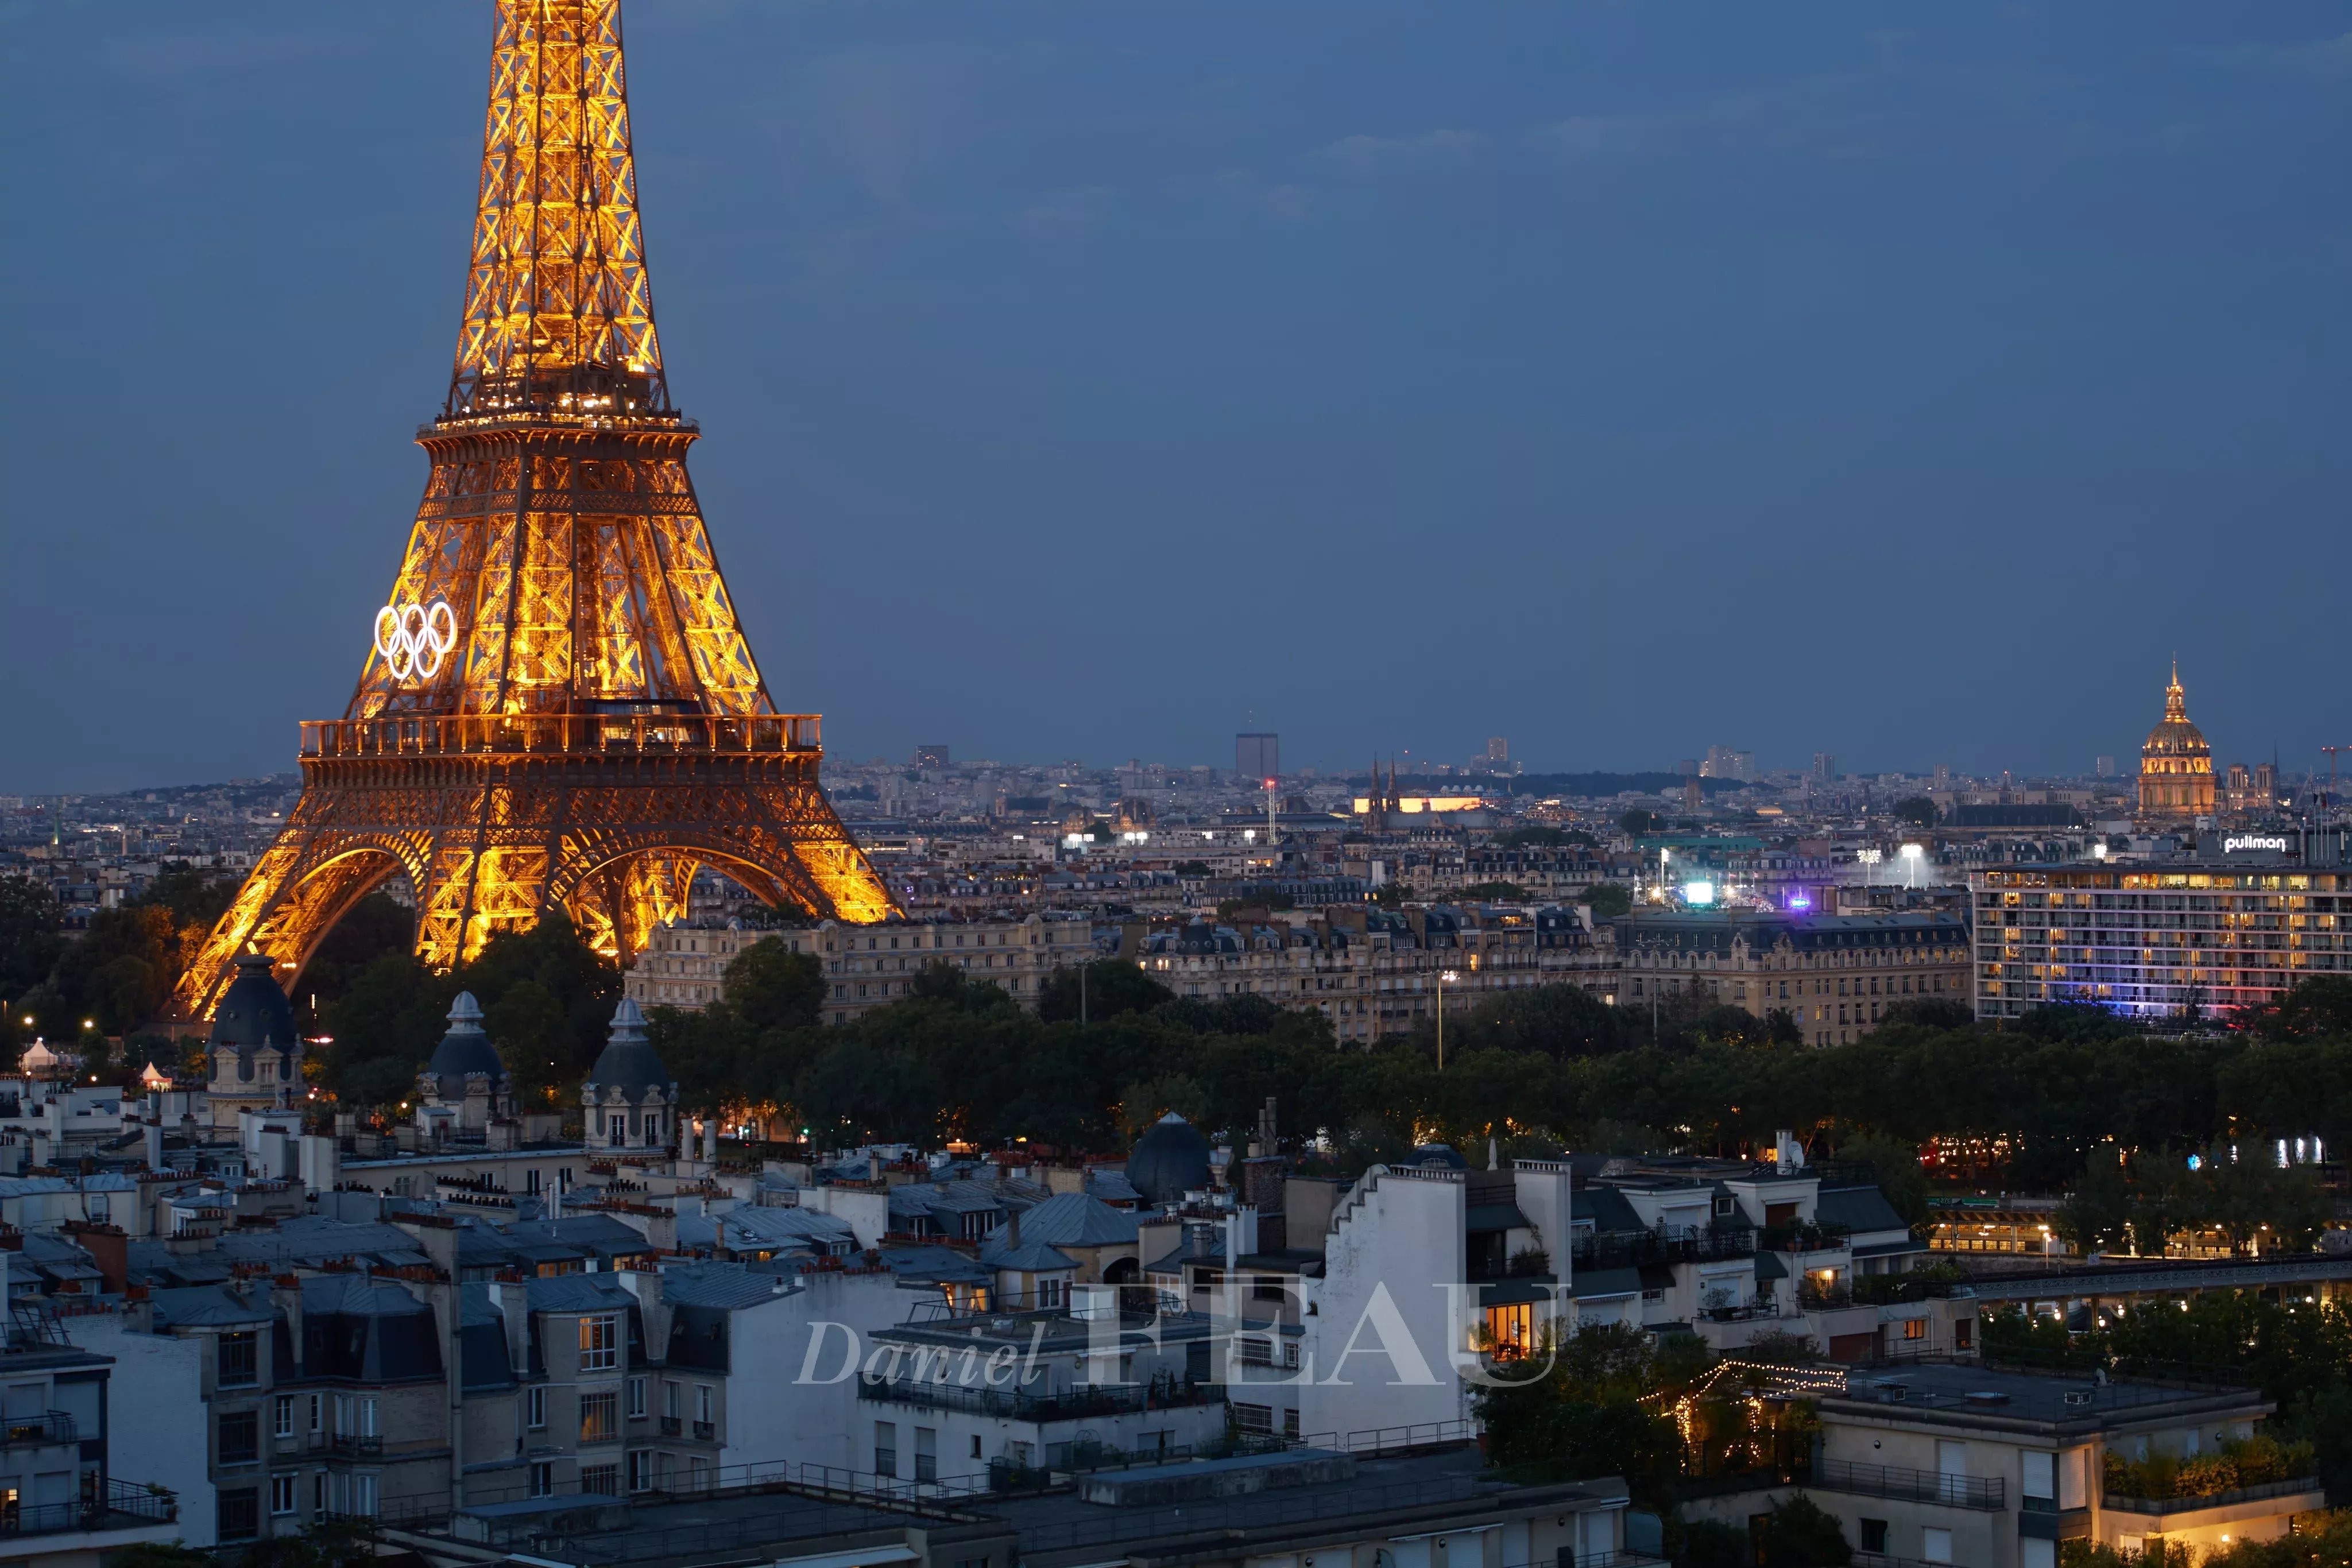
[4,2,2348,792]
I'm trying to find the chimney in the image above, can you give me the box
[69,1225,127,1295]
[271,1273,304,1348]
[493,1280,531,1375]
[142,1119,163,1174]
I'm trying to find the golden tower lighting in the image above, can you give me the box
[175,0,895,1020]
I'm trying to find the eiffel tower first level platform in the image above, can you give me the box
[173,0,895,1021]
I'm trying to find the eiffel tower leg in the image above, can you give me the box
[173,827,421,1021]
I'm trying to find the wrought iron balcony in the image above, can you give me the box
[1572,1226,1757,1270]
[0,1412,75,1447]
[0,1480,177,1538]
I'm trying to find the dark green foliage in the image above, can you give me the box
[2252,977,2352,1040]
[1491,826,1597,849]
[292,892,413,1029]
[1580,882,1633,919]
[2,862,237,1039]
[1755,1494,1852,1568]
[1038,959,1173,1024]
[105,1544,218,1568]
[1457,881,1531,903]
[1476,1324,1797,1513]
[1619,809,1664,837]
[1411,982,1629,1060]
[1892,796,1939,828]
[722,939,825,1034]
[316,912,617,1113]
[1834,1133,1929,1226]
[1677,1519,1747,1568]
[134,863,237,930]
[0,875,64,1009]
[1877,997,1972,1031]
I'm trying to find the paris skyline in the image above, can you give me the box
[5,1,2350,793]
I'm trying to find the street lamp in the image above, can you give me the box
[1438,970,1460,1070]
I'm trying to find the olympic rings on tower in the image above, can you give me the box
[373,599,458,683]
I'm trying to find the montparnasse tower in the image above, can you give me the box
[176,0,895,1019]
[2136,661,2216,825]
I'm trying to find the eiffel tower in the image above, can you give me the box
[175,0,895,1020]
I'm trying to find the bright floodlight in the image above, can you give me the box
[1683,880,1716,906]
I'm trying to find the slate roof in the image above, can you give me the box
[149,1284,275,1329]
[877,1246,992,1287]
[977,1236,1078,1272]
[523,1275,637,1314]
[1572,1186,1647,1234]
[684,1206,856,1253]
[1005,1192,1137,1248]
[1816,1186,1910,1236]
[663,1264,801,1311]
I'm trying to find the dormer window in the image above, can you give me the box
[1713,1196,1735,1219]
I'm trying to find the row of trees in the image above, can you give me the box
[0,867,234,1043]
[13,863,2352,1202]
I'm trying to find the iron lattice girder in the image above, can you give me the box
[172,748,893,1021]
[173,0,896,1021]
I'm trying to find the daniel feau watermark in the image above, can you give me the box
[792,1281,1568,1391]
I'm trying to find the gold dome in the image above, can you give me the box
[2137,661,2214,822]
[2142,665,2211,760]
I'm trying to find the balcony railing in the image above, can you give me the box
[0,1480,177,1539]
[0,1413,75,1447]
[1815,1458,2006,1511]
[658,1416,682,1436]
[856,1377,1214,1423]
[2104,1477,2322,1515]
[306,1433,384,1457]
[1698,1301,1783,1323]
[691,1421,715,1442]
[1573,1227,1757,1271]
[301,712,819,761]
[1760,1221,1852,1253]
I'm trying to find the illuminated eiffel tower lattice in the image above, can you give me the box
[176,0,894,1019]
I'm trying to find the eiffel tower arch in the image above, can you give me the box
[176,0,895,1020]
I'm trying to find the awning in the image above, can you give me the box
[1465,1202,1533,1234]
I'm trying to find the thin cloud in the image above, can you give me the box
[1007,185,1116,241]
[1309,128,1485,181]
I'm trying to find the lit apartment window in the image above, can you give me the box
[581,1391,619,1443]
[579,1314,620,1372]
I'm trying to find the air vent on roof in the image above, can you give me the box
[1963,1391,2010,1409]
[1874,1381,1908,1403]
[2063,1389,2094,1408]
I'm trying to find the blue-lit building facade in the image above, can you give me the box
[1971,847,2351,1022]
